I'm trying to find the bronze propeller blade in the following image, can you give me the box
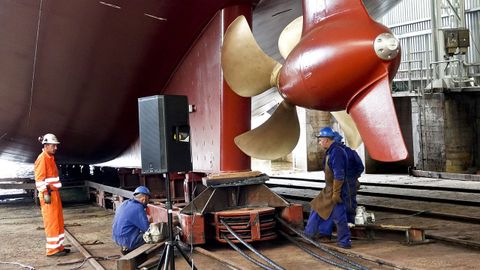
[221,15,279,97]
[234,101,300,160]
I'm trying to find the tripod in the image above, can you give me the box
[156,173,197,270]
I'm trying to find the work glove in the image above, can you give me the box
[332,179,344,204]
[43,189,51,204]
[143,223,167,244]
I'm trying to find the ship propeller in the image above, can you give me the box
[222,16,361,160]
[223,0,409,162]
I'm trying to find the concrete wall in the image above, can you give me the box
[305,110,331,171]
[415,93,446,171]
[414,92,477,173]
[445,94,475,172]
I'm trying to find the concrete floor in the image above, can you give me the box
[0,201,479,270]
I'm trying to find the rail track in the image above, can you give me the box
[267,176,480,205]
[194,222,410,270]
[265,175,480,250]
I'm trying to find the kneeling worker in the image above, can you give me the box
[112,186,152,254]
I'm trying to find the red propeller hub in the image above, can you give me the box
[278,11,400,111]
[277,0,408,162]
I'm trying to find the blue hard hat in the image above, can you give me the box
[133,186,151,196]
[316,127,335,138]
[333,131,343,143]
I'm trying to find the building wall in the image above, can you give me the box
[413,92,478,172]
[380,1,480,173]
[382,0,480,91]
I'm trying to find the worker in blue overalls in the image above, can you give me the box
[305,127,351,248]
[333,131,364,224]
[112,186,152,254]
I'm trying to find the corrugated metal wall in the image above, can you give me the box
[466,4,480,63]
[381,0,480,91]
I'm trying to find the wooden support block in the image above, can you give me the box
[116,243,164,270]
[205,171,263,179]
[407,228,426,243]
[136,255,161,269]
[354,224,432,245]
[202,172,268,187]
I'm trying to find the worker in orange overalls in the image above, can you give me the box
[35,133,70,257]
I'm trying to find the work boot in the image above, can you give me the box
[47,250,68,257]
[337,243,352,249]
[318,236,332,243]
[63,248,71,254]
[120,247,129,255]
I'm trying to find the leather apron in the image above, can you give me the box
[309,155,336,220]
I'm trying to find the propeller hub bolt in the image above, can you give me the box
[374,33,400,61]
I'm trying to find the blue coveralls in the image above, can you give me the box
[342,144,364,223]
[112,199,150,250]
[305,142,351,248]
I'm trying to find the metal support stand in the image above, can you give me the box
[156,173,197,270]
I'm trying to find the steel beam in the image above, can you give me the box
[85,181,134,199]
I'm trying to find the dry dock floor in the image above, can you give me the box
[0,201,479,270]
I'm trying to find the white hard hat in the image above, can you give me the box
[39,133,60,144]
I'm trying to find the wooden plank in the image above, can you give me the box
[205,171,263,180]
[136,255,161,269]
[353,224,430,244]
[116,243,164,270]
[64,228,105,270]
[203,174,268,187]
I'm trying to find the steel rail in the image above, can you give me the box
[222,236,273,270]
[219,219,285,270]
[269,185,480,207]
[275,217,370,270]
[355,192,480,207]
[279,192,480,250]
[278,230,356,270]
[268,176,480,194]
[275,189,480,224]
[64,228,105,270]
[364,205,480,224]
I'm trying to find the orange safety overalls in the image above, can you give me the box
[34,150,66,256]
